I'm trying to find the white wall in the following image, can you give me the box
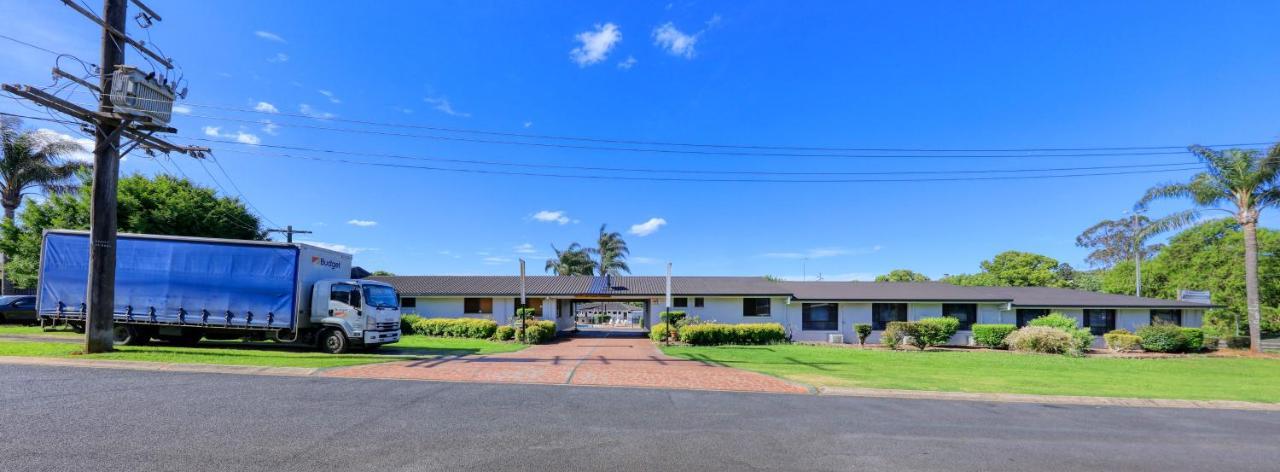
[406,296,515,325]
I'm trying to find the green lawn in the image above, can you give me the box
[662,344,1280,403]
[0,335,525,369]
[0,325,80,337]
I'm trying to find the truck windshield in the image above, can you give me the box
[362,285,398,309]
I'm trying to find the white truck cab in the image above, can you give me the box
[311,279,402,353]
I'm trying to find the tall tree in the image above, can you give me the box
[0,117,89,291]
[941,250,1077,288]
[0,173,265,288]
[1139,144,1280,352]
[590,224,630,276]
[875,269,930,282]
[544,243,595,276]
[1075,213,1195,267]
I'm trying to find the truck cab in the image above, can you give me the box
[311,279,402,353]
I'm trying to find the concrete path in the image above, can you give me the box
[323,331,810,394]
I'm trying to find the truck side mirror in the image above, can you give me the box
[350,290,362,309]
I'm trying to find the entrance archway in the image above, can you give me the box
[564,298,650,335]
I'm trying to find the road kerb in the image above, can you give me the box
[817,386,1280,411]
[0,356,319,377]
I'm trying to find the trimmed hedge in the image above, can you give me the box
[972,324,1016,349]
[854,323,872,346]
[650,322,676,342]
[1005,326,1073,354]
[1180,328,1205,352]
[1104,329,1141,352]
[881,321,908,350]
[494,325,516,341]
[905,317,959,350]
[1136,324,1189,353]
[1028,312,1078,331]
[409,318,498,339]
[517,320,557,344]
[400,314,423,333]
[678,323,786,346]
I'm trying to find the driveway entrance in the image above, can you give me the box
[325,331,808,394]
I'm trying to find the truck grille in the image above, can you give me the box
[374,321,399,331]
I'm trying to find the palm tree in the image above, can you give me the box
[0,117,88,292]
[1138,144,1280,353]
[544,243,596,276]
[589,224,630,276]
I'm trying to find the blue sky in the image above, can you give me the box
[2,0,1278,280]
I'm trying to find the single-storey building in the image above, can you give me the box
[373,275,1213,345]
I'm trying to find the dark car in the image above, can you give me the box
[0,295,37,323]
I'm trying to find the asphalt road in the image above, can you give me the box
[0,365,1277,472]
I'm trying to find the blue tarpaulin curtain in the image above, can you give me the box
[38,233,299,329]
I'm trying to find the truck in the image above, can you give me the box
[36,230,401,353]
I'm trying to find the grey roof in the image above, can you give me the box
[372,275,1215,309]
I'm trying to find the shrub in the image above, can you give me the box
[515,307,538,322]
[410,318,499,339]
[854,323,872,346]
[1105,333,1143,352]
[650,322,675,342]
[1179,328,1205,352]
[678,323,785,345]
[517,320,557,344]
[972,324,1016,349]
[494,325,515,341]
[906,317,959,350]
[401,314,424,334]
[1202,336,1220,350]
[1028,312,1078,331]
[1067,328,1095,357]
[1136,324,1189,353]
[881,321,908,350]
[1005,326,1073,354]
[1225,336,1250,350]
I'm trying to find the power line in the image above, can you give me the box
[0,33,66,57]
[198,138,1202,176]
[52,89,1275,154]
[203,144,1204,184]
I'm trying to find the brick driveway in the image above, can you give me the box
[323,331,809,394]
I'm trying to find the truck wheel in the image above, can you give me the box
[319,329,349,354]
[112,325,150,346]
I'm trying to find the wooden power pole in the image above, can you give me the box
[267,225,313,243]
[83,0,129,353]
[4,0,204,353]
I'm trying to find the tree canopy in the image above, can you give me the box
[940,250,1080,288]
[875,269,930,282]
[0,172,265,288]
[544,242,595,276]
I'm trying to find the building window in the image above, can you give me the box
[464,298,493,314]
[742,298,771,317]
[673,297,688,308]
[1016,309,1050,328]
[513,298,543,316]
[694,297,704,308]
[942,303,977,330]
[1151,309,1183,326]
[802,303,839,331]
[872,303,908,330]
[400,297,416,308]
[1083,309,1115,335]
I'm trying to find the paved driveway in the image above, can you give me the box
[324,331,808,394]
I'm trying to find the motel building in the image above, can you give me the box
[373,275,1213,345]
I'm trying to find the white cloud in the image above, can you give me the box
[34,129,92,163]
[514,243,537,254]
[172,105,192,115]
[260,119,279,135]
[631,256,662,264]
[202,126,261,145]
[393,106,413,115]
[628,217,667,237]
[652,22,699,58]
[523,121,533,128]
[346,219,377,227]
[437,250,462,259]
[532,210,572,225]
[761,245,882,259]
[423,96,470,117]
[254,30,286,43]
[570,22,621,67]
[318,89,341,104]
[254,101,279,113]
[299,240,372,254]
[777,272,877,282]
[267,52,289,63]
[299,104,335,119]
[482,256,514,265]
[617,55,638,70]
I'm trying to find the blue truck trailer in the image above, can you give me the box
[36,230,401,353]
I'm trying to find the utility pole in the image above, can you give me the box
[1129,210,1143,298]
[84,0,129,353]
[4,0,201,353]
[267,225,313,243]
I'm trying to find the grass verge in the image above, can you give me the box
[0,325,80,337]
[661,344,1280,403]
[0,335,525,369]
